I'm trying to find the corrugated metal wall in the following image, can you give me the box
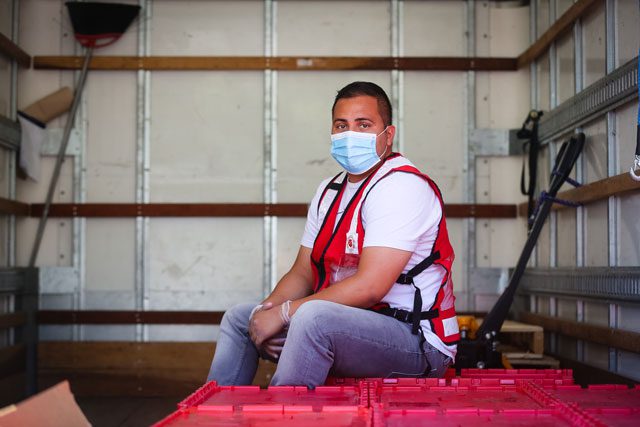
[530,0,640,381]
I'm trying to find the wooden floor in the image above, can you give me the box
[76,397,179,427]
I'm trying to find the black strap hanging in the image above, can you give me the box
[517,110,543,229]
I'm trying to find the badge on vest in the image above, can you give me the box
[345,232,359,255]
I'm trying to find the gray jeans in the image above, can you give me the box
[207,300,452,388]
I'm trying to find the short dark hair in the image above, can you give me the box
[332,81,392,127]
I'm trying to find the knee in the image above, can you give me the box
[220,303,254,331]
[290,300,335,329]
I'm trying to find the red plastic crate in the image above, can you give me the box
[584,407,640,427]
[153,406,372,427]
[542,384,640,410]
[177,381,367,411]
[374,382,545,412]
[374,407,575,427]
[460,368,573,381]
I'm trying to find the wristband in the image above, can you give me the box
[280,300,292,325]
[249,304,264,320]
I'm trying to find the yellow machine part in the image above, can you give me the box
[457,315,479,340]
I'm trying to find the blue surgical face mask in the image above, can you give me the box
[330,127,389,174]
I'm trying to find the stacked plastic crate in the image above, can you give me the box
[153,370,640,426]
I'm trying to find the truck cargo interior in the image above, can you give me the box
[0,0,639,426]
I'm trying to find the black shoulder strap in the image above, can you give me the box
[396,250,440,284]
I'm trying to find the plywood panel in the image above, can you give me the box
[536,52,550,111]
[584,119,607,183]
[151,0,262,56]
[276,218,307,282]
[148,218,263,311]
[489,2,530,57]
[556,0,575,17]
[617,350,640,382]
[558,298,577,320]
[404,0,465,56]
[484,70,531,129]
[403,72,464,202]
[619,192,640,267]
[85,219,135,292]
[618,304,640,333]
[557,335,577,359]
[537,296,550,315]
[557,208,576,267]
[0,55,10,117]
[0,0,11,34]
[615,101,637,176]
[556,32,574,105]
[447,218,466,310]
[277,71,390,202]
[584,341,609,370]
[582,2,606,87]
[585,301,609,327]
[537,0,551,37]
[86,72,137,202]
[585,199,608,267]
[278,0,390,56]
[616,0,640,67]
[149,72,263,202]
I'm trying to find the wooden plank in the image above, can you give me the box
[0,32,31,68]
[0,197,30,216]
[38,341,277,396]
[0,312,27,329]
[0,372,26,407]
[519,312,640,354]
[517,172,640,216]
[517,0,601,68]
[0,344,26,379]
[479,319,544,354]
[30,202,516,218]
[38,310,224,325]
[34,56,518,71]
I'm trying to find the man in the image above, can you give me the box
[207,81,459,388]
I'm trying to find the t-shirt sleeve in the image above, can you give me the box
[361,172,442,252]
[300,178,332,248]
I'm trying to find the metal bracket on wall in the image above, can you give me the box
[539,56,638,143]
[470,128,526,156]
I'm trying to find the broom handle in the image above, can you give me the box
[29,47,94,267]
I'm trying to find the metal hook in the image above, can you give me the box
[631,155,640,181]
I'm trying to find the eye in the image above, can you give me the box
[335,123,346,130]
[359,123,370,129]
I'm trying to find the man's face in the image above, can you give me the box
[331,95,395,158]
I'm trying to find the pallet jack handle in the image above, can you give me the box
[477,133,585,340]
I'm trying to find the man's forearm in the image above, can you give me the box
[262,269,313,306]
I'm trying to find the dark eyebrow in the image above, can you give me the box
[355,117,373,122]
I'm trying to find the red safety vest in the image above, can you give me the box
[310,153,460,345]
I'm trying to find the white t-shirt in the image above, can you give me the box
[301,171,457,359]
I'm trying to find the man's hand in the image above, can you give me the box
[249,303,285,348]
[262,336,286,360]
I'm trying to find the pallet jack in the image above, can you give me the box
[455,131,585,370]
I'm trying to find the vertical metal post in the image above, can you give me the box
[8,0,18,268]
[463,0,476,312]
[548,0,557,269]
[575,16,585,269]
[136,0,152,342]
[530,0,538,267]
[605,0,618,373]
[390,0,404,153]
[263,0,278,295]
[576,298,584,361]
